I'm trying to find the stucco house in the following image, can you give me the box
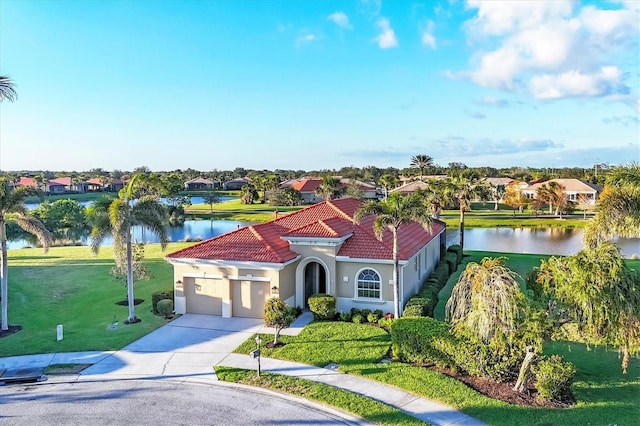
[280,177,377,204]
[223,177,251,191]
[165,198,446,319]
[522,178,602,205]
[184,177,217,191]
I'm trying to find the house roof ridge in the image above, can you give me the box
[248,225,282,260]
[326,200,357,222]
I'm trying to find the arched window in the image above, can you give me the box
[356,268,381,299]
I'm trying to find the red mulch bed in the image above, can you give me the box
[430,366,575,408]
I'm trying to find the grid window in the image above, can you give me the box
[357,269,381,299]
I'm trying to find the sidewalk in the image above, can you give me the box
[216,354,485,426]
[1,312,486,426]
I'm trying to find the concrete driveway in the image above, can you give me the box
[80,314,264,382]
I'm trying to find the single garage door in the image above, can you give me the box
[186,278,223,315]
[232,280,269,318]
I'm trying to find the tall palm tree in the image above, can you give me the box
[410,155,434,181]
[378,174,399,200]
[354,193,432,318]
[315,175,344,201]
[418,178,447,219]
[584,163,640,248]
[1,178,52,331]
[445,175,490,250]
[0,75,17,102]
[88,174,169,324]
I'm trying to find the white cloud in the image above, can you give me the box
[420,19,437,49]
[328,11,351,29]
[530,67,625,99]
[477,96,510,108]
[295,33,318,48]
[373,18,398,49]
[452,1,639,103]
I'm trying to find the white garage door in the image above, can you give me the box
[186,278,223,315]
[232,280,269,318]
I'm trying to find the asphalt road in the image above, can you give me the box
[0,379,367,425]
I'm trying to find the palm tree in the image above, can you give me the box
[354,193,432,318]
[0,75,17,102]
[410,155,434,181]
[315,175,344,201]
[536,181,565,216]
[445,175,490,250]
[1,178,52,331]
[378,174,399,200]
[583,163,640,248]
[418,178,447,219]
[88,174,169,324]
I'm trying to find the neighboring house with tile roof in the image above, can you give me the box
[223,177,251,190]
[165,198,446,319]
[522,178,602,205]
[184,177,217,191]
[280,177,377,204]
[389,180,430,195]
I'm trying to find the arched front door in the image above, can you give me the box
[303,261,327,306]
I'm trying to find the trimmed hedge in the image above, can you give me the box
[444,252,458,275]
[391,317,456,367]
[152,289,174,315]
[157,299,174,318]
[308,294,336,320]
[447,244,463,265]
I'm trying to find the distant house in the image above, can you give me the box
[165,198,446,318]
[46,177,71,194]
[522,178,602,205]
[15,177,38,189]
[223,177,250,191]
[389,180,430,196]
[482,177,515,187]
[184,177,216,191]
[280,177,377,204]
[86,178,105,192]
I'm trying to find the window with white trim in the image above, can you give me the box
[356,269,381,299]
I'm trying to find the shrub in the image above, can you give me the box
[157,299,174,319]
[402,302,424,317]
[378,317,394,330]
[361,309,372,320]
[350,307,362,317]
[447,244,463,265]
[308,294,336,320]
[352,313,365,324]
[340,311,352,322]
[152,289,174,315]
[264,297,296,345]
[431,264,450,289]
[391,317,455,367]
[367,311,382,323]
[535,355,576,401]
[444,252,458,274]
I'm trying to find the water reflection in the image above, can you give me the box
[448,227,639,258]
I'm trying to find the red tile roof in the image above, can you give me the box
[166,197,444,264]
[49,177,71,186]
[16,177,38,187]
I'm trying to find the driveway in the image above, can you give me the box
[79,314,265,382]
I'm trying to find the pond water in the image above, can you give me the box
[24,195,237,210]
[8,218,639,259]
[447,227,639,259]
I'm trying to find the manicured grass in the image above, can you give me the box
[215,367,427,426]
[234,320,640,426]
[185,198,305,222]
[0,243,194,357]
[233,321,390,366]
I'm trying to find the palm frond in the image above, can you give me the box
[14,214,52,252]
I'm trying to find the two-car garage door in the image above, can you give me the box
[185,278,269,318]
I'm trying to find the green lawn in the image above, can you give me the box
[0,243,193,357]
[232,320,640,426]
[216,367,426,426]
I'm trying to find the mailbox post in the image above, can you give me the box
[252,335,262,377]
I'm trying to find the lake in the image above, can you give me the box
[8,220,639,259]
[447,227,639,258]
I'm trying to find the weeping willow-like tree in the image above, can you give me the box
[0,75,17,102]
[537,242,640,374]
[583,163,640,248]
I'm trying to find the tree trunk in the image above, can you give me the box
[494,200,499,211]
[392,228,400,319]
[126,231,137,323]
[459,208,465,251]
[274,328,281,345]
[1,220,8,331]
[513,346,536,392]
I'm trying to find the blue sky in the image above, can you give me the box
[1,0,638,172]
